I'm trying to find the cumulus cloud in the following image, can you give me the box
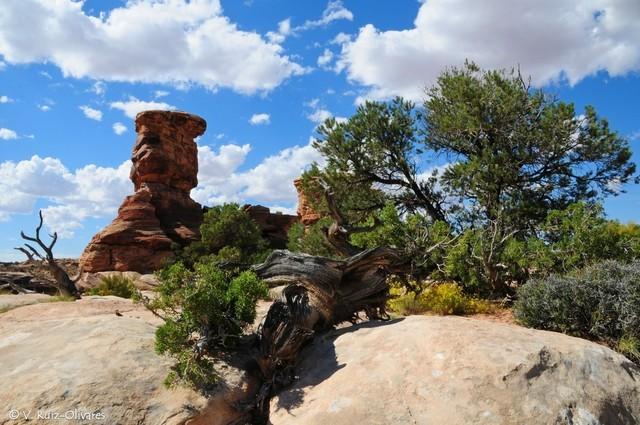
[305,98,346,124]
[337,0,640,101]
[0,95,13,103]
[249,113,271,125]
[0,0,304,94]
[0,139,322,237]
[192,141,322,207]
[112,122,127,135]
[79,105,103,121]
[317,48,334,69]
[0,128,18,140]
[267,18,292,44]
[110,97,176,119]
[0,156,132,237]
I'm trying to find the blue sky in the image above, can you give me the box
[0,0,639,261]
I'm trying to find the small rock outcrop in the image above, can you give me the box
[80,111,206,274]
[294,178,321,226]
[271,316,640,425]
[243,205,298,249]
[0,297,249,425]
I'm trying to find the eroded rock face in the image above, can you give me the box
[294,178,321,226]
[80,111,206,274]
[0,297,250,425]
[271,316,640,425]
[243,205,298,249]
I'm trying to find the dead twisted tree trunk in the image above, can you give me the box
[16,210,80,298]
[245,247,405,422]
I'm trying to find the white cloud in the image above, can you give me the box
[0,95,13,103]
[331,32,351,45]
[0,156,132,237]
[267,18,292,44]
[0,140,322,238]
[308,108,333,124]
[0,128,18,140]
[338,0,640,101]
[0,61,5,70]
[629,130,640,141]
[37,104,51,112]
[192,140,323,206]
[90,81,106,96]
[317,48,334,69]
[249,113,271,125]
[300,1,354,30]
[79,105,103,121]
[268,2,353,44]
[154,90,169,98]
[305,98,346,124]
[0,0,304,94]
[110,96,176,119]
[112,122,127,135]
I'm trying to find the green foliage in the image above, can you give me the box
[177,203,269,267]
[287,218,338,258]
[149,260,268,389]
[314,98,445,221]
[514,260,640,363]
[86,275,136,298]
[424,61,636,230]
[388,282,494,316]
[537,202,640,273]
[299,62,637,296]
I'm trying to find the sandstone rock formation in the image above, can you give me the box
[271,315,640,425]
[80,111,206,274]
[294,178,321,226]
[0,296,249,425]
[243,205,298,249]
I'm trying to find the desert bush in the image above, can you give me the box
[86,275,136,298]
[148,259,267,389]
[388,282,494,316]
[177,203,270,267]
[514,260,640,362]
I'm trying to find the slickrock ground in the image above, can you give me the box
[1,296,638,425]
[271,316,640,425]
[0,297,249,425]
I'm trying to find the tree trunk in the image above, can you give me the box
[247,247,404,422]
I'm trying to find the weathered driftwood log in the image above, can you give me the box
[0,272,60,295]
[247,247,404,422]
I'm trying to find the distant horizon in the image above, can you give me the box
[1,0,639,261]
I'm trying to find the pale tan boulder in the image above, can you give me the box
[271,315,640,425]
[0,297,249,425]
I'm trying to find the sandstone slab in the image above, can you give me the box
[271,315,640,425]
[0,296,248,425]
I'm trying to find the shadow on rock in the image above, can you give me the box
[274,317,405,413]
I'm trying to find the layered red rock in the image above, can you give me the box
[243,205,298,249]
[80,111,206,273]
[293,178,321,226]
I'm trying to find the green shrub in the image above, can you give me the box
[514,260,640,362]
[388,282,494,316]
[147,260,268,389]
[86,275,136,298]
[176,203,270,267]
